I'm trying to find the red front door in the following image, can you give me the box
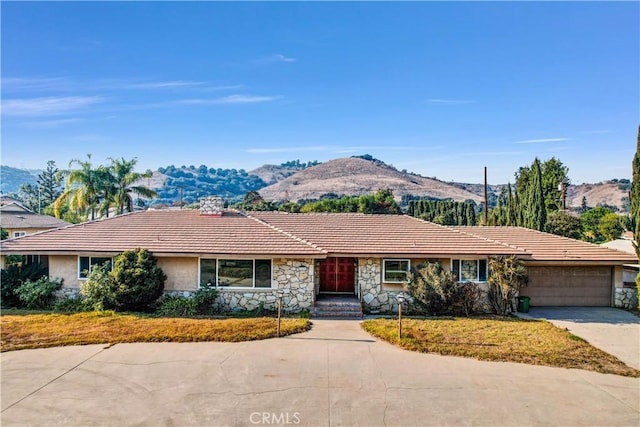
[319,258,355,293]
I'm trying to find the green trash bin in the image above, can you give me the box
[518,296,530,313]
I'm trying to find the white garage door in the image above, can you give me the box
[522,266,612,307]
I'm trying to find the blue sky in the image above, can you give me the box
[1,2,638,184]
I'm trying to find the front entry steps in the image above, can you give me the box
[313,295,363,319]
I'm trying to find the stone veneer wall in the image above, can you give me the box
[166,258,315,313]
[614,288,638,309]
[359,258,405,313]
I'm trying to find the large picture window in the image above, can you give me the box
[383,259,410,283]
[200,259,272,288]
[451,259,487,282]
[78,256,113,279]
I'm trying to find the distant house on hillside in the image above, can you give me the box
[0,202,71,238]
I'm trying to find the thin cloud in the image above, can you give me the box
[23,117,84,128]
[513,137,570,144]
[252,54,297,64]
[2,96,105,116]
[2,77,70,92]
[580,130,614,135]
[426,99,477,105]
[179,95,281,105]
[124,80,207,89]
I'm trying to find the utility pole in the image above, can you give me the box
[484,166,488,225]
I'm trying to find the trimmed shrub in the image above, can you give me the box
[109,249,167,311]
[14,276,63,309]
[157,295,196,317]
[53,297,91,312]
[81,262,116,311]
[406,261,457,315]
[81,249,167,312]
[156,287,219,317]
[192,286,218,315]
[407,262,484,316]
[1,262,48,308]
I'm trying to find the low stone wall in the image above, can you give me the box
[614,288,638,310]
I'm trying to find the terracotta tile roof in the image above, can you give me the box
[451,226,638,263]
[248,212,523,256]
[0,210,71,229]
[1,209,635,264]
[0,209,326,257]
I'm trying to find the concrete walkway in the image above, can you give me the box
[1,319,639,426]
[520,307,640,370]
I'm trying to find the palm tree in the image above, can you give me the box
[109,157,157,215]
[54,154,105,221]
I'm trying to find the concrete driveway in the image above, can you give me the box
[1,319,639,427]
[524,307,640,370]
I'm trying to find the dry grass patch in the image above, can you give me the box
[1,311,310,352]
[362,317,639,377]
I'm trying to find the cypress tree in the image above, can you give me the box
[631,125,640,309]
[506,183,516,226]
[525,158,547,231]
[631,126,640,272]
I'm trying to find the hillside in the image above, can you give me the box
[257,157,484,203]
[567,180,630,211]
[0,166,38,194]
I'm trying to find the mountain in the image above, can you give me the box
[0,166,38,194]
[2,160,631,211]
[257,157,484,203]
[567,180,630,211]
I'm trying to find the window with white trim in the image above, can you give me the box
[451,259,487,282]
[78,256,113,279]
[383,259,411,283]
[13,231,26,238]
[199,259,272,288]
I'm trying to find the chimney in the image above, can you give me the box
[200,196,224,216]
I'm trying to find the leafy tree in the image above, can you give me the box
[37,160,63,208]
[17,183,40,212]
[541,157,569,211]
[580,207,614,242]
[598,213,624,242]
[545,211,582,239]
[580,196,589,213]
[1,228,7,240]
[54,154,108,221]
[108,157,158,215]
[487,255,528,315]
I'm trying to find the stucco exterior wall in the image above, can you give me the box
[157,257,198,291]
[50,255,81,288]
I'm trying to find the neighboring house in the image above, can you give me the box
[0,202,71,238]
[601,237,638,297]
[0,197,636,312]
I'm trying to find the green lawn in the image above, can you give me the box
[1,311,310,352]
[362,317,639,377]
